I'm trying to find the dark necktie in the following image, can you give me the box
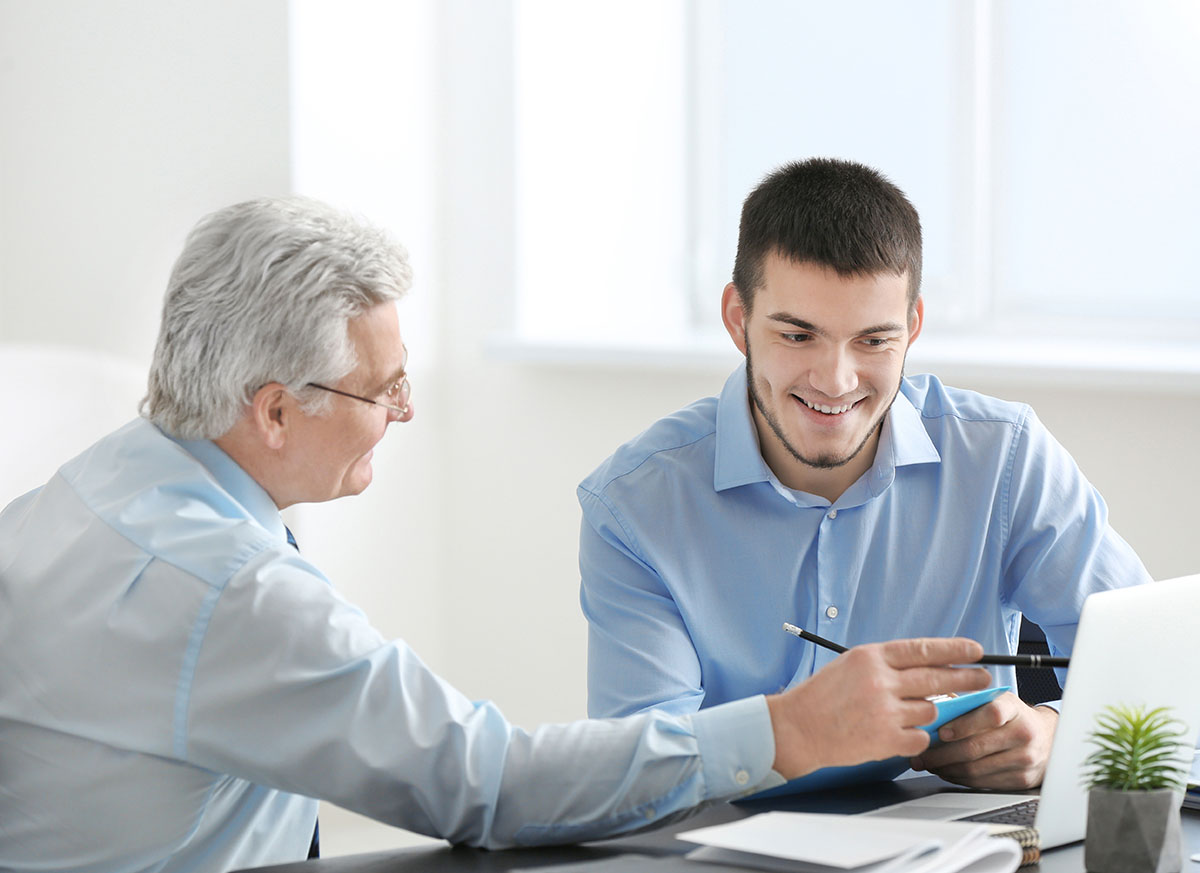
[284,527,320,859]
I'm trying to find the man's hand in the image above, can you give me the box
[765,637,990,781]
[909,692,1058,789]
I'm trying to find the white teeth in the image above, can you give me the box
[802,398,853,415]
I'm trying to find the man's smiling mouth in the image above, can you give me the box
[798,397,857,415]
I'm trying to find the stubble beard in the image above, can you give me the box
[744,340,903,471]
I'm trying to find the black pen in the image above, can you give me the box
[782,622,1070,669]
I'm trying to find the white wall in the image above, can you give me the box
[0,0,292,367]
[2,0,1197,853]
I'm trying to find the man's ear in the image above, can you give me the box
[721,283,748,355]
[248,383,293,451]
[908,296,925,346]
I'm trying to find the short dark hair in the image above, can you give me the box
[731,157,922,312]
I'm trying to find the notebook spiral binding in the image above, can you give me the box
[990,826,1040,867]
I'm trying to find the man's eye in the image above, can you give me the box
[783,333,812,343]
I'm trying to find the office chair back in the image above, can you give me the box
[1015,616,1063,704]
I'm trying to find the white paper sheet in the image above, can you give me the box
[677,812,1021,873]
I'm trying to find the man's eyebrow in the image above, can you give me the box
[765,314,906,336]
[362,365,406,396]
[766,313,823,334]
[380,365,407,391]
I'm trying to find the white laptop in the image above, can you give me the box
[862,573,1200,849]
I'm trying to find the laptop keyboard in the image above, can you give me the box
[960,798,1040,826]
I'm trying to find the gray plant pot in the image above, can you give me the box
[1085,787,1182,873]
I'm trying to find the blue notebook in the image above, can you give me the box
[740,686,1011,800]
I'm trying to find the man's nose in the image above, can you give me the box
[389,401,414,424]
[808,347,858,398]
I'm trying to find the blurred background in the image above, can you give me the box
[1,0,1197,855]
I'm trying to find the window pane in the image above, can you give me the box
[514,0,689,344]
[993,0,1200,324]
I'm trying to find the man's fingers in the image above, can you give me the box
[918,747,1044,790]
[878,636,991,702]
[882,636,984,669]
[939,695,1018,741]
[896,698,939,729]
[894,726,935,758]
[892,665,992,700]
[919,724,1010,769]
[912,701,1055,790]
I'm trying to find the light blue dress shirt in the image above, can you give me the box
[579,366,1151,718]
[0,418,779,873]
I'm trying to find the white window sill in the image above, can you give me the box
[487,332,1200,394]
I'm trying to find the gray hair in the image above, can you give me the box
[142,197,410,439]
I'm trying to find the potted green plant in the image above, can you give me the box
[1082,703,1191,873]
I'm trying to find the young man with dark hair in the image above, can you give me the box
[579,157,1150,791]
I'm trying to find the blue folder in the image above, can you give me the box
[740,685,1011,800]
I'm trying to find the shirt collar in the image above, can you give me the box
[168,433,289,544]
[713,364,941,498]
[714,362,776,492]
[864,385,941,498]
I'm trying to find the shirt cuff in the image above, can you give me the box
[689,695,783,799]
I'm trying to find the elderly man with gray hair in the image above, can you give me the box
[0,197,989,873]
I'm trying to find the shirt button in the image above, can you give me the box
[825,605,839,619]
[827,509,837,519]
[735,769,750,786]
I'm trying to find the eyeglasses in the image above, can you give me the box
[307,352,411,417]
[307,378,410,416]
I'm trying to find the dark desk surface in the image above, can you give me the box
[244,777,1200,873]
